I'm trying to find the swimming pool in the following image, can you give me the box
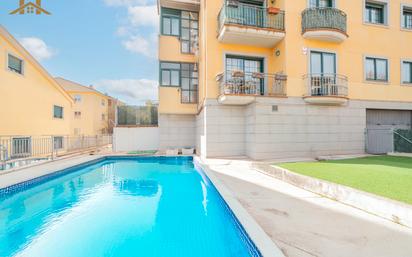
[0,157,261,257]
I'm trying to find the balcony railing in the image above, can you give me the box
[303,73,348,97]
[218,2,285,32]
[217,71,287,96]
[302,8,347,34]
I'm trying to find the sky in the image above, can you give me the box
[0,0,159,105]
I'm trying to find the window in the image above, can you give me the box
[365,57,388,81]
[310,51,336,74]
[161,8,199,54]
[181,63,198,103]
[12,137,31,158]
[225,55,265,95]
[74,111,81,119]
[403,7,412,29]
[8,54,23,74]
[160,62,181,86]
[181,11,199,54]
[74,95,82,102]
[53,105,64,119]
[159,62,198,103]
[101,99,106,106]
[364,2,386,25]
[309,0,333,8]
[53,137,63,150]
[309,51,337,96]
[161,8,180,36]
[102,114,106,121]
[402,61,412,84]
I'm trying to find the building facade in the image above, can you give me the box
[158,0,412,159]
[55,78,111,136]
[0,26,73,137]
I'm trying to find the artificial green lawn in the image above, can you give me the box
[279,156,412,205]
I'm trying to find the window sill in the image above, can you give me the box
[7,68,24,77]
[363,22,389,29]
[401,82,412,86]
[401,27,412,32]
[364,79,389,85]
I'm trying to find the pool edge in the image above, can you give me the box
[193,156,285,257]
[0,154,285,257]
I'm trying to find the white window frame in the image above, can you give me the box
[363,55,390,84]
[6,52,25,76]
[401,58,412,85]
[401,3,412,31]
[74,95,82,103]
[363,0,389,27]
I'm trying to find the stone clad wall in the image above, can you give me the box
[159,114,196,150]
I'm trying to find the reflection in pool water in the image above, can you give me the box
[0,157,261,257]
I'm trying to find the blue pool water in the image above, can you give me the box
[0,157,261,257]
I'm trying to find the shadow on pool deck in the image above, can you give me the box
[206,161,412,257]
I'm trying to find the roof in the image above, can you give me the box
[55,77,108,98]
[0,25,73,105]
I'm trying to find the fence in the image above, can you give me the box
[394,129,412,153]
[0,135,112,170]
[117,105,158,126]
[366,128,412,154]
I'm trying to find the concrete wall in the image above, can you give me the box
[113,127,159,152]
[197,98,367,160]
[201,101,246,157]
[159,114,196,150]
[245,98,366,160]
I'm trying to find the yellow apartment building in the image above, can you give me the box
[55,77,111,136]
[0,26,73,137]
[158,0,412,159]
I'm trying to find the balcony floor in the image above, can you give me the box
[218,24,285,48]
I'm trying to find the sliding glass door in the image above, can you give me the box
[310,51,337,95]
[225,55,264,95]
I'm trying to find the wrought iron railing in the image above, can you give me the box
[216,71,287,96]
[0,135,112,170]
[303,73,348,97]
[218,2,285,32]
[302,8,347,34]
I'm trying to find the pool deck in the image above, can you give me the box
[201,157,412,257]
[2,154,412,257]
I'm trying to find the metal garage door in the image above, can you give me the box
[366,109,412,154]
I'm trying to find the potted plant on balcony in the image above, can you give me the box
[267,6,280,14]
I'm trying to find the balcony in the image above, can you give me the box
[217,3,285,47]
[216,71,287,105]
[303,74,348,105]
[302,8,348,43]
[159,0,199,11]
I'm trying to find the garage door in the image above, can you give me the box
[366,109,412,154]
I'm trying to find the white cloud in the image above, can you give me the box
[19,37,56,61]
[122,34,157,57]
[94,79,158,104]
[127,5,158,27]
